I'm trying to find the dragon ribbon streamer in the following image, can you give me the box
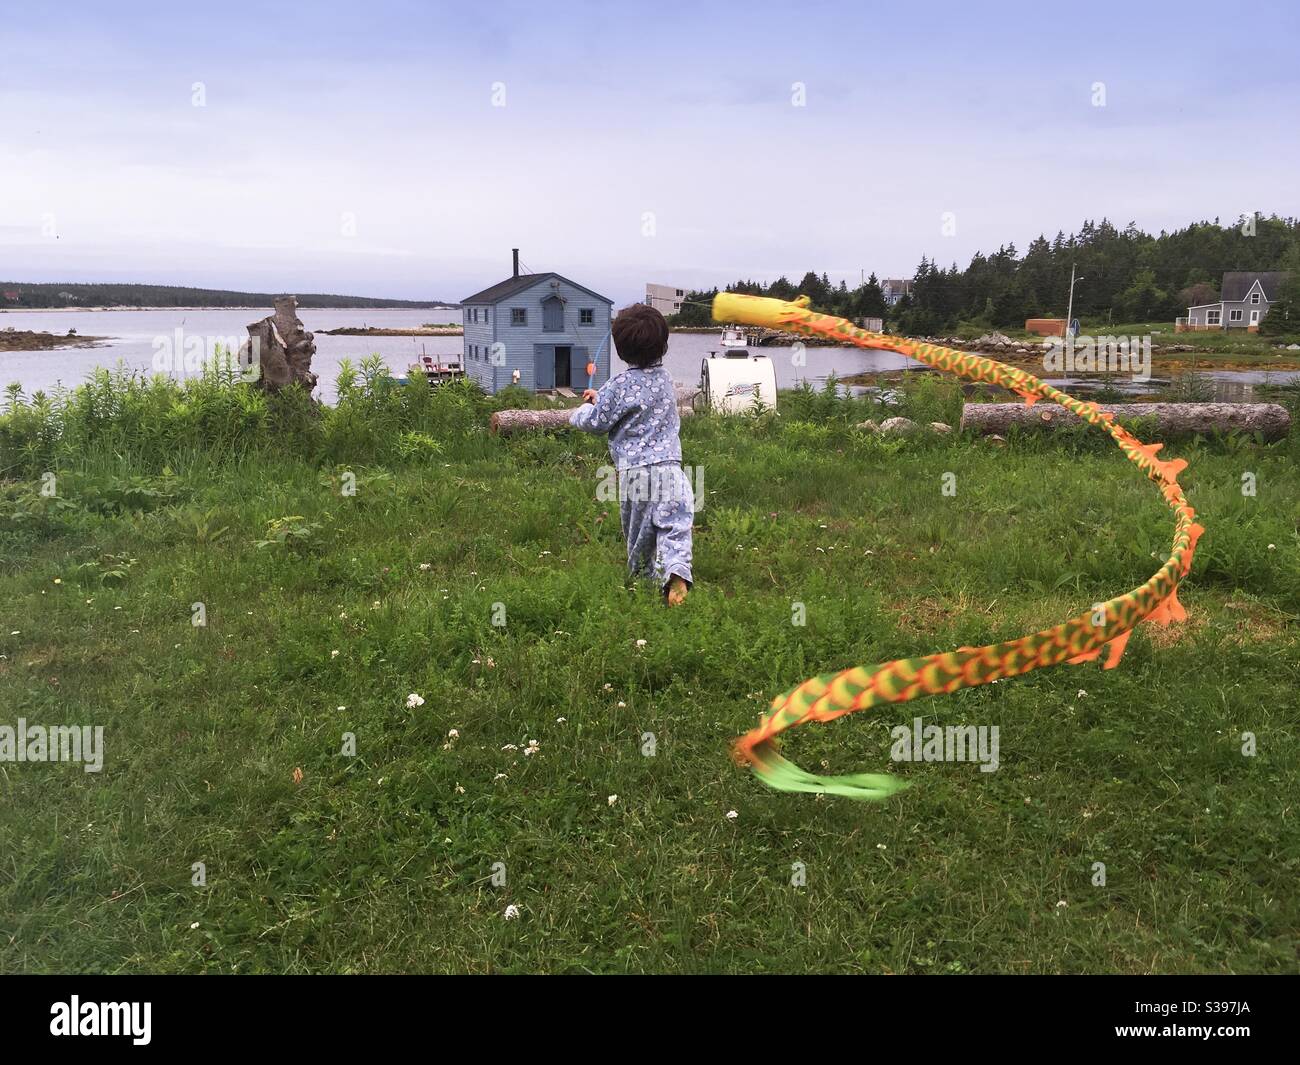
[713,293,1205,801]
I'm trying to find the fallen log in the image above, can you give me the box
[490,401,696,436]
[960,401,1291,441]
[489,408,575,435]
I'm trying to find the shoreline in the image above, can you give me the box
[0,330,111,352]
[318,326,462,336]
[0,305,461,314]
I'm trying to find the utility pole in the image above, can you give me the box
[1065,264,1085,338]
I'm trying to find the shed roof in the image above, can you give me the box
[461,272,613,306]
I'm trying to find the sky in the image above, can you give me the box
[2,0,1298,305]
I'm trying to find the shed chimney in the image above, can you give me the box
[512,248,520,278]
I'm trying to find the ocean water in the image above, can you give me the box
[1,306,1287,403]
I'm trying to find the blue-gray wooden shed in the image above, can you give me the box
[460,252,613,393]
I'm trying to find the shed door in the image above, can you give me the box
[533,344,554,390]
[554,346,572,388]
[542,295,565,332]
[571,346,590,388]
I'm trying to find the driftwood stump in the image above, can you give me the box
[239,295,318,393]
[960,402,1291,441]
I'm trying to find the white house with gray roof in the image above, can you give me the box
[460,250,613,393]
[1180,271,1288,332]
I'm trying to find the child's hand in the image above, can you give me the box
[582,389,598,404]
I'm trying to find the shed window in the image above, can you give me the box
[1207,309,1221,325]
[580,308,594,325]
[1229,309,1243,322]
[511,308,527,326]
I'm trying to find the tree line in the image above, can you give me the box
[0,282,454,310]
[668,214,1300,334]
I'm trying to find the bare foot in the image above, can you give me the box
[666,575,689,606]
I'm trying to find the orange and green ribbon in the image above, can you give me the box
[712,293,1205,800]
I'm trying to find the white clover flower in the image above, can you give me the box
[501,743,518,752]
[331,649,340,659]
[616,701,626,708]
[635,639,647,649]
[1077,689,1088,699]
[556,717,567,724]
[448,728,459,739]
[419,563,432,571]
[190,921,200,930]
[454,783,465,795]
[406,693,425,708]
[504,904,520,920]
[607,794,618,807]
[1267,543,1276,550]
[725,810,738,821]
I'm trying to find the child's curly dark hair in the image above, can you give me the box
[612,303,669,367]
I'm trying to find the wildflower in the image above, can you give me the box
[419,563,432,571]
[331,650,340,659]
[1077,689,1088,699]
[292,767,303,785]
[607,794,618,807]
[53,578,61,585]
[454,783,465,795]
[1267,543,1276,550]
[524,739,540,756]
[725,810,738,821]
[617,701,626,708]
[556,717,567,724]
[494,772,508,781]
[635,639,647,649]
[190,922,200,930]
[603,683,613,691]
[448,728,460,739]
[876,843,887,850]
[502,743,519,752]
[406,693,425,708]
[1056,900,1068,909]
[504,904,520,920]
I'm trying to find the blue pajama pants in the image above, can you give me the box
[619,464,694,591]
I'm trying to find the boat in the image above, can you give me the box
[719,325,748,349]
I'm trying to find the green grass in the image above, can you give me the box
[1,371,1298,973]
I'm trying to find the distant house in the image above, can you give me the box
[880,279,913,306]
[460,250,613,394]
[2,291,18,302]
[645,282,685,316]
[1179,271,1288,332]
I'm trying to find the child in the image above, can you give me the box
[569,303,693,606]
